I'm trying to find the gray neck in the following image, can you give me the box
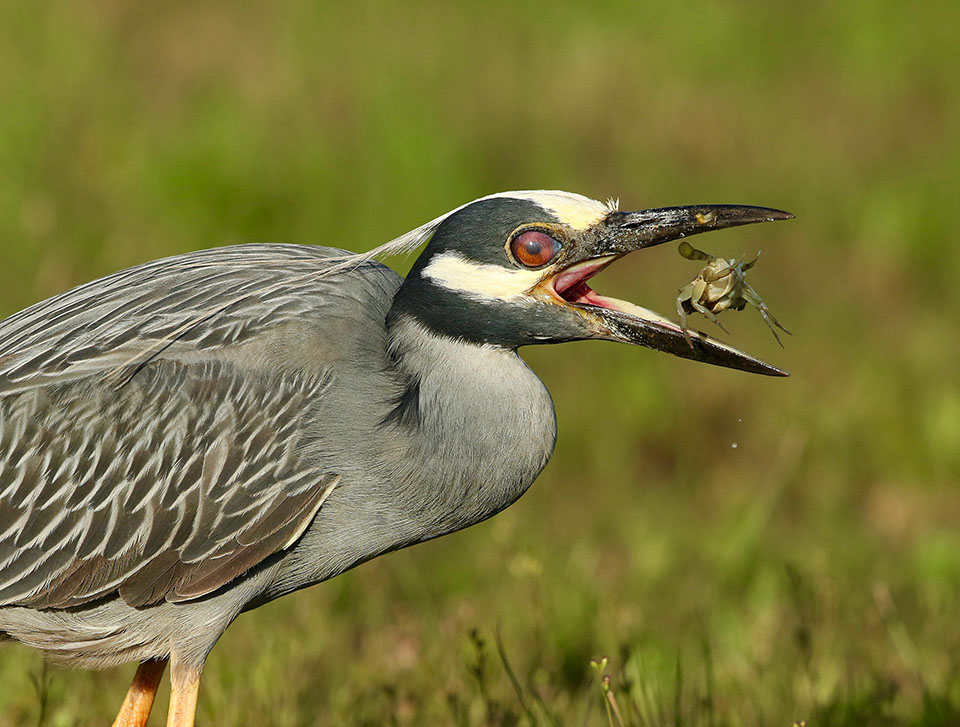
[383,317,557,531]
[266,316,556,601]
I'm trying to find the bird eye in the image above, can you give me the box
[510,230,562,268]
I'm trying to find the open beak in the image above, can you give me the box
[533,205,794,376]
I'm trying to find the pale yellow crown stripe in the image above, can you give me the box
[503,191,609,230]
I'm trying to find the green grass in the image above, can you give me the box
[1,1,959,724]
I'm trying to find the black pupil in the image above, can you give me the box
[524,238,543,257]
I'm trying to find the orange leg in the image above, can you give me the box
[166,656,202,727]
[112,659,168,727]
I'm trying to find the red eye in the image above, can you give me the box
[510,230,562,268]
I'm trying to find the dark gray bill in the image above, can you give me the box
[600,205,794,255]
[545,203,793,375]
[594,304,789,376]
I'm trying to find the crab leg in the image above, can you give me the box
[742,284,791,347]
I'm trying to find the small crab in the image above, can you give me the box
[676,241,790,347]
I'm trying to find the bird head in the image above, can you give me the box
[388,191,792,376]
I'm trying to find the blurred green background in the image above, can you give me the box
[1,1,958,725]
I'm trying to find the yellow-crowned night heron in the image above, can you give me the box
[0,191,790,726]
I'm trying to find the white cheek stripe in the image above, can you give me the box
[422,252,543,302]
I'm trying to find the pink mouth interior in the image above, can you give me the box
[549,257,684,334]
[551,259,621,309]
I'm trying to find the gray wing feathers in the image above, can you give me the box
[0,244,396,608]
[0,358,337,608]
[0,244,397,394]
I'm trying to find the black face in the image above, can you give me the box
[412,197,551,268]
[389,197,596,348]
[387,193,792,376]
